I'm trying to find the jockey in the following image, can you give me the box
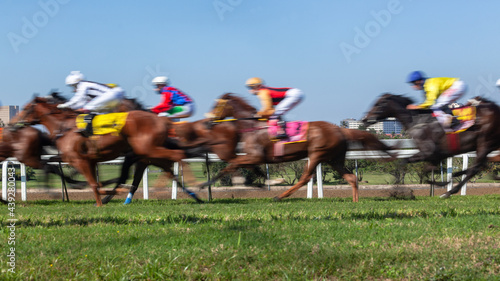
[150,76,194,121]
[57,71,125,136]
[406,71,467,132]
[245,77,304,138]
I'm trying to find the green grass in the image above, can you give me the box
[1,196,499,280]
[15,162,500,189]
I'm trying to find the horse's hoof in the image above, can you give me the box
[273,196,282,202]
[440,193,451,199]
[124,198,132,205]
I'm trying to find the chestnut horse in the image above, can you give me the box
[101,117,272,204]
[362,93,500,198]
[0,126,88,187]
[196,93,395,202]
[17,96,199,206]
[1,93,152,190]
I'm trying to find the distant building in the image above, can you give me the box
[382,117,403,135]
[340,117,403,135]
[0,105,20,127]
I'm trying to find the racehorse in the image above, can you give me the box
[101,117,271,204]
[362,93,500,198]
[1,93,151,190]
[197,93,396,202]
[0,125,89,187]
[16,96,201,206]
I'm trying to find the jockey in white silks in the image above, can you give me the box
[57,71,124,136]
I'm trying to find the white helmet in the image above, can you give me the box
[65,71,85,86]
[496,78,500,88]
[152,76,169,86]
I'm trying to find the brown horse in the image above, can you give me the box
[196,93,395,202]
[362,93,500,198]
[0,126,81,184]
[102,116,272,204]
[17,96,196,206]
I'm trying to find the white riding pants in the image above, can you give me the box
[83,87,125,113]
[273,88,304,117]
[430,80,467,125]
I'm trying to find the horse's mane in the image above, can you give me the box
[221,93,257,113]
[380,93,414,106]
[46,91,68,103]
[123,98,147,111]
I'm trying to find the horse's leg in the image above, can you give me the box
[102,152,141,204]
[124,161,148,205]
[274,157,321,201]
[440,149,490,198]
[199,162,242,188]
[73,161,103,206]
[329,160,358,202]
[154,161,204,203]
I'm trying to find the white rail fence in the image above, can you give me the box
[1,139,498,201]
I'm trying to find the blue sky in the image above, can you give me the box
[2,0,500,124]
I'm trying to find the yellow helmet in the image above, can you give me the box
[245,77,264,88]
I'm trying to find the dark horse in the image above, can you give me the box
[17,96,202,206]
[362,93,500,198]
[197,93,395,202]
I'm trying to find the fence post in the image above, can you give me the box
[461,154,468,195]
[2,161,27,201]
[307,159,313,198]
[172,162,179,200]
[316,163,323,198]
[447,157,453,191]
[266,164,270,191]
[20,163,26,201]
[142,167,149,200]
[2,161,9,200]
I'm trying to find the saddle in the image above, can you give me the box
[446,106,476,134]
[268,120,308,157]
[76,112,129,136]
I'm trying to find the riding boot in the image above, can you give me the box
[78,113,95,137]
[450,116,460,129]
[276,120,288,139]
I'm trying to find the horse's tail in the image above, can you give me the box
[340,128,396,159]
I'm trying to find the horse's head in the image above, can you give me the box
[362,93,413,126]
[16,96,68,126]
[206,93,257,120]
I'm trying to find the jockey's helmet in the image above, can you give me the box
[245,77,264,89]
[406,71,426,83]
[152,76,169,86]
[65,71,85,86]
[496,78,500,88]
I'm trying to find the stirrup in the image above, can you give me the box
[276,133,288,139]
[76,129,91,137]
